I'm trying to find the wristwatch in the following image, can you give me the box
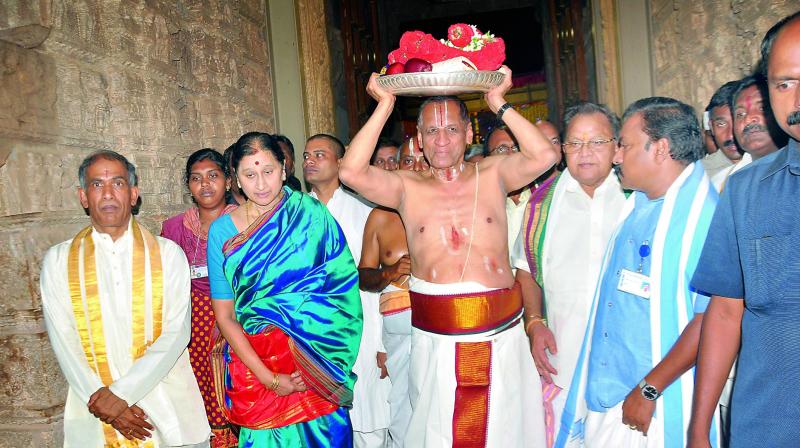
[496,103,513,122]
[638,379,661,401]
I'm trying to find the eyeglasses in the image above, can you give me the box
[561,138,616,154]
[489,144,519,156]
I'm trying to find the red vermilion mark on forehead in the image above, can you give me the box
[450,225,461,250]
[255,161,259,165]
[436,103,445,128]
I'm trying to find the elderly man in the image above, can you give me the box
[512,103,627,448]
[557,97,718,448]
[40,151,210,447]
[702,82,740,179]
[302,133,391,447]
[340,66,558,447]
[689,12,800,448]
[358,136,429,447]
[712,76,787,190]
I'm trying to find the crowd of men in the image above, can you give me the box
[39,10,798,448]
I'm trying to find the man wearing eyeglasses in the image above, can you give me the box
[557,97,718,448]
[510,103,627,447]
[486,123,560,265]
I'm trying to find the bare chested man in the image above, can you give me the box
[340,66,559,447]
[358,137,426,447]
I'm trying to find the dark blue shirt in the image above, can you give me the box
[691,140,800,448]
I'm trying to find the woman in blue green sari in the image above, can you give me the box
[208,132,362,447]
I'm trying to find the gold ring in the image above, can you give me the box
[628,424,637,430]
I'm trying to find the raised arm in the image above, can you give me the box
[339,74,405,209]
[487,66,560,192]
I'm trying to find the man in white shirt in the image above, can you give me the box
[702,81,739,179]
[40,150,210,448]
[713,76,787,191]
[512,103,627,447]
[303,134,391,448]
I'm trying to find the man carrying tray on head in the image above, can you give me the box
[340,66,559,447]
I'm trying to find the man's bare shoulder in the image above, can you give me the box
[368,206,401,224]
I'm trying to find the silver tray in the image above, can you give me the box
[377,70,505,96]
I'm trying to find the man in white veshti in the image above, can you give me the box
[40,150,210,447]
[303,134,392,447]
[339,66,559,447]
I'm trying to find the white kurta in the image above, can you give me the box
[311,187,391,435]
[40,225,210,448]
[511,170,627,391]
[710,152,752,192]
[700,148,734,179]
[506,188,532,257]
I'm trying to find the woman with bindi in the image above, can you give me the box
[207,132,363,447]
[161,148,239,448]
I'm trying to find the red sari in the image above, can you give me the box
[162,206,238,448]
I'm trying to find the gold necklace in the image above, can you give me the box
[245,190,284,224]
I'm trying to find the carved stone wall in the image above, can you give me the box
[296,0,336,136]
[0,1,275,446]
[649,0,797,113]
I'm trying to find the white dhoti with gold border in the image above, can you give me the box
[406,278,545,448]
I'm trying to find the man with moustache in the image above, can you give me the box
[713,76,787,190]
[40,151,210,447]
[302,133,391,447]
[558,97,717,448]
[340,66,558,447]
[358,136,428,447]
[730,76,786,162]
[689,12,800,448]
[702,82,739,180]
[512,104,627,448]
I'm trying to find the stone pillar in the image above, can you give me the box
[0,1,276,445]
[295,0,336,136]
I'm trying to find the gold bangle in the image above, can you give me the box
[525,317,547,335]
[269,374,280,391]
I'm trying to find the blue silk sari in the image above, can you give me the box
[214,187,362,447]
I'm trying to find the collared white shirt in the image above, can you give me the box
[711,152,752,192]
[40,223,209,447]
[512,170,627,389]
[506,188,532,270]
[310,186,391,432]
[701,149,734,179]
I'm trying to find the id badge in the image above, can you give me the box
[617,269,651,299]
[190,265,209,279]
